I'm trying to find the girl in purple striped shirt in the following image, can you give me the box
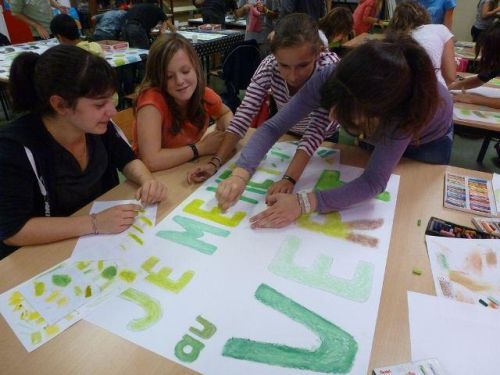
[187,13,340,197]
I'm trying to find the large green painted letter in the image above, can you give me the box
[156,215,230,254]
[269,236,374,302]
[222,284,358,373]
[119,288,162,331]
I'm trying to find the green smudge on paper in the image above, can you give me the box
[128,233,144,245]
[132,224,144,233]
[139,216,153,227]
[34,282,45,296]
[120,288,162,331]
[101,266,117,280]
[52,274,72,287]
[119,270,137,283]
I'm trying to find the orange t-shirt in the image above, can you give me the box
[133,87,223,153]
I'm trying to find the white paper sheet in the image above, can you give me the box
[71,200,157,261]
[451,86,500,99]
[453,107,500,125]
[426,236,500,307]
[408,291,500,375]
[85,142,400,375]
[492,173,500,213]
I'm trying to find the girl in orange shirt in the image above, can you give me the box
[134,34,233,171]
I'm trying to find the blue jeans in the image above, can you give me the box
[403,124,453,164]
[359,123,453,165]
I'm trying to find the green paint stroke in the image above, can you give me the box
[437,253,449,270]
[101,266,117,280]
[74,286,82,296]
[297,212,349,239]
[183,199,246,227]
[156,215,230,255]
[222,284,358,373]
[269,236,374,303]
[128,233,144,245]
[317,149,336,158]
[175,334,205,363]
[98,260,104,271]
[119,270,137,283]
[460,109,471,115]
[247,178,275,191]
[189,315,217,339]
[145,267,195,294]
[120,288,162,331]
[206,186,258,204]
[34,282,45,297]
[52,274,72,287]
[314,170,390,202]
[31,331,42,345]
[270,150,291,160]
[85,286,92,298]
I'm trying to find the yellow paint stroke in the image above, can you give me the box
[119,270,137,283]
[28,312,42,321]
[141,256,160,273]
[57,297,68,307]
[256,166,281,176]
[98,260,104,271]
[132,224,144,234]
[44,325,60,336]
[9,291,24,310]
[139,216,153,227]
[128,233,144,245]
[34,281,45,296]
[45,291,60,303]
[74,286,82,296]
[85,285,92,298]
[75,261,91,270]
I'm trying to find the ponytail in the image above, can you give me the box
[9,52,39,113]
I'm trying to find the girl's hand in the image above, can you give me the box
[216,175,246,211]
[452,93,479,105]
[196,131,225,156]
[187,163,218,184]
[266,179,294,202]
[250,193,301,229]
[95,204,142,234]
[136,179,167,205]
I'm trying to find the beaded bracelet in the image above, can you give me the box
[90,213,99,235]
[298,191,312,214]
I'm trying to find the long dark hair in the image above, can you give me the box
[9,44,116,114]
[477,22,500,73]
[137,34,206,135]
[270,13,323,55]
[320,34,438,141]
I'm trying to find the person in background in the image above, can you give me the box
[215,36,453,228]
[471,0,499,42]
[121,0,175,49]
[449,22,500,109]
[10,0,68,40]
[353,0,384,36]
[92,9,128,41]
[388,0,456,86]
[280,0,326,20]
[133,34,232,171]
[235,0,279,46]
[193,0,237,25]
[416,0,455,30]
[318,7,353,50]
[0,45,166,258]
[51,14,105,57]
[187,14,340,194]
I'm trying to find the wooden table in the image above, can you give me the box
[452,74,500,162]
[0,137,493,374]
[188,16,247,29]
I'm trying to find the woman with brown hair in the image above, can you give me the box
[133,34,233,171]
[216,36,453,228]
[388,0,456,86]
